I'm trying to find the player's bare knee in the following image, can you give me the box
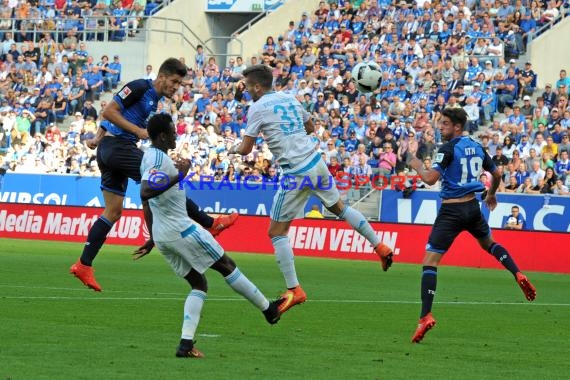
[185,270,207,292]
[102,208,122,223]
[268,220,291,238]
[327,200,344,216]
[478,236,494,251]
[267,226,281,239]
[211,255,236,277]
[423,252,443,266]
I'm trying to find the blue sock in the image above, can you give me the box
[420,266,437,318]
[487,243,520,276]
[80,216,114,266]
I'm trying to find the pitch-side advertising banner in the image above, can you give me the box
[379,190,570,232]
[1,204,569,273]
[0,173,316,217]
[2,173,570,232]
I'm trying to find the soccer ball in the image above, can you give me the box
[351,61,382,93]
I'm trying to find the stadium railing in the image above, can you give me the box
[528,6,569,42]
[2,13,218,57]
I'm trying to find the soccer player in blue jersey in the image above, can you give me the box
[406,108,536,343]
[70,58,237,292]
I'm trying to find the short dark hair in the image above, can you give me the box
[147,113,174,141]
[158,58,187,77]
[442,107,467,128]
[242,64,273,90]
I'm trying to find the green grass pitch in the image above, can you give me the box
[1,238,569,379]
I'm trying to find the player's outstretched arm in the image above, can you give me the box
[406,151,440,185]
[103,100,149,140]
[86,126,106,149]
[484,170,501,211]
[228,136,256,156]
[133,200,154,260]
[304,118,315,134]
[140,158,191,201]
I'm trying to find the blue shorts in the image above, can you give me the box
[426,198,491,254]
[96,136,143,196]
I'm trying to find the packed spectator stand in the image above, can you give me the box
[0,0,569,199]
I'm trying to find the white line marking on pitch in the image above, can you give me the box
[197,333,221,338]
[0,284,183,296]
[0,295,568,306]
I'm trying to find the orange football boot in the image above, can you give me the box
[411,312,437,343]
[277,285,307,314]
[208,212,239,237]
[70,260,102,292]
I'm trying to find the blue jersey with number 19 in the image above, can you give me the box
[245,91,313,169]
[432,136,496,199]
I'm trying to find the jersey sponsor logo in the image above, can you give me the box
[435,153,444,163]
[118,86,132,99]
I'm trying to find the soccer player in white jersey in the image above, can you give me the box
[138,113,283,358]
[229,64,394,314]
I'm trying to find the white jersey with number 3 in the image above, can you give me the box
[245,91,314,168]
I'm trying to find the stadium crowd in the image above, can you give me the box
[0,0,569,196]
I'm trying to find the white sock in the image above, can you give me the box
[340,206,381,247]
[271,236,299,289]
[181,289,206,340]
[225,267,270,311]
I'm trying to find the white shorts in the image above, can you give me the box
[271,154,340,222]
[155,224,224,277]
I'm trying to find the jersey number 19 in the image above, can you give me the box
[459,156,483,184]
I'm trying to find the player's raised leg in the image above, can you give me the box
[70,189,124,291]
[209,252,283,325]
[188,227,283,324]
[184,198,239,237]
[326,199,393,271]
[477,236,536,301]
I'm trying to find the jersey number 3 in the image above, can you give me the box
[274,104,303,135]
[459,156,483,184]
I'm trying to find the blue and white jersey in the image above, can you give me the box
[102,79,159,142]
[245,91,313,169]
[433,136,496,199]
[141,147,195,242]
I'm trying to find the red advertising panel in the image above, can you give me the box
[216,215,570,273]
[0,203,148,245]
[1,204,569,273]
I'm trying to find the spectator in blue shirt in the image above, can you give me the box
[504,206,525,230]
[83,65,103,101]
[344,130,359,152]
[555,69,570,95]
[497,69,518,112]
[100,54,119,87]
